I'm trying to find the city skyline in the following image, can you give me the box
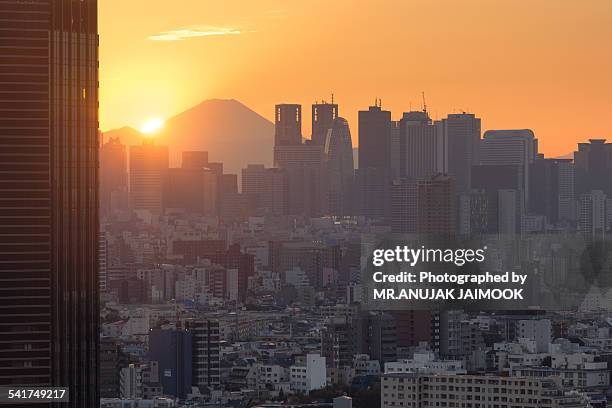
[99,0,612,157]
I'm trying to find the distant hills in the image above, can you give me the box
[103,99,274,175]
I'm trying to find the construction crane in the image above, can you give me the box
[422,91,428,115]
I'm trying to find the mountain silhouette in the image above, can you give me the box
[102,99,274,175]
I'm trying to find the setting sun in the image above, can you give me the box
[140,118,164,135]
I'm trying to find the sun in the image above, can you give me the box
[140,118,164,135]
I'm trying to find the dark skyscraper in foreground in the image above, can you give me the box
[0,1,99,406]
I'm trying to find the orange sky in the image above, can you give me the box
[100,0,612,156]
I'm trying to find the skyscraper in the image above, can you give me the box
[324,117,354,216]
[472,164,523,234]
[358,104,391,170]
[100,137,128,215]
[437,113,481,195]
[574,139,612,197]
[357,104,392,219]
[274,104,302,147]
[529,157,575,225]
[129,140,169,215]
[399,111,446,179]
[416,175,455,235]
[312,101,338,146]
[0,0,99,405]
[480,129,538,205]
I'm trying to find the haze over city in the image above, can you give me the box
[100,0,612,156]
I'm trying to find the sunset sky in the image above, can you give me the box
[99,0,612,156]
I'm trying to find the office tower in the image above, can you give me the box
[498,189,518,235]
[357,104,392,219]
[356,167,391,220]
[149,328,193,399]
[162,167,217,215]
[312,101,338,146]
[416,175,455,235]
[262,168,288,215]
[242,165,288,215]
[391,178,417,233]
[324,117,354,216]
[358,104,391,169]
[205,244,254,302]
[274,104,302,147]
[0,1,98,405]
[480,129,537,205]
[472,164,524,234]
[100,229,108,291]
[389,121,401,178]
[274,143,326,216]
[182,150,209,169]
[270,241,340,288]
[100,137,128,215]
[529,157,575,225]
[457,190,488,234]
[437,113,481,195]
[399,111,446,179]
[574,139,612,197]
[129,140,169,214]
[187,319,221,389]
[578,190,607,238]
[242,164,267,198]
[99,337,120,398]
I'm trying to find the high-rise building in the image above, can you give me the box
[574,139,612,197]
[100,137,128,215]
[472,164,524,234]
[416,175,455,235]
[187,319,221,389]
[274,104,302,147]
[324,117,354,216]
[358,104,391,170]
[391,178,417,233]
[437,113,481,195]
[100,229,108,291]
[129,140,169,214]
[399,111,446,179]
[0,1,99,405]
[162,167,217,215]
[242,165,288,215]
[480,129,537,205]
[274,143,326,217]
[312,101,338,146]
[357,104,392,219]
[578,190,607,238]
[149,328,193,399]
[457,190,488,235]
[529,156,575,225]
[182,151,209,169]
[99,337,120,398]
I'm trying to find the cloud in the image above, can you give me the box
[149,26,251,41]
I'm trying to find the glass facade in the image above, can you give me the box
[0,0,99,406]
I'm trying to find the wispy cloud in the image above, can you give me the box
[149,26,251,41]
